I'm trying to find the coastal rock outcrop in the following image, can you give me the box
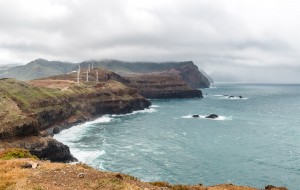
[162,63,210,88]
[0,136,76,162]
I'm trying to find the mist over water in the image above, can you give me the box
[54,83,300,189]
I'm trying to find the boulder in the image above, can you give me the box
[228,96,234,98]
[238,96,243,99]
[52,127,60,134]
[205,114,219,119]
[192,115,199,118]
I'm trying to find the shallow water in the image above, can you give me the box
[54,83,300,189]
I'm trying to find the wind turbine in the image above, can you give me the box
[86,70,89,82]
[96,70,99,82]
[77,64,81,85]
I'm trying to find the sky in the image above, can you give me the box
[0,0,300,82]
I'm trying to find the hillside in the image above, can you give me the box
[0,59,76,80]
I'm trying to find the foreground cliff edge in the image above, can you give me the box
[0,149,287,190]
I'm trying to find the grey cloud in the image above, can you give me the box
[0,0,300,82]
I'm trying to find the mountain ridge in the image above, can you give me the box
[0,58,211,88]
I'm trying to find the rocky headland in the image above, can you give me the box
[46,67,203,99]
[0,77,150,162]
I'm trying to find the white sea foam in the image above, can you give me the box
[212,95,249,100]
[112,108,157,117]
[90,115,112,123]
[70,149,106,164]
[226,97,249,100]
[150,105,160,108]
[182,115,232,121]
[54,115,112,143]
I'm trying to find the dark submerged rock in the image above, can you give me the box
[205,114,219,119]
[52,127,60,134]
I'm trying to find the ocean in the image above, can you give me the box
[54,83,300,189]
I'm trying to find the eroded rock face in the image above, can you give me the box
[164,63,211,88]
[0,136,77,162]
[27,137,77,162]
[125,74,203,99]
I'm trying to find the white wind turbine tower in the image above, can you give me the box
[77,64,81,85]
[86,70,89,82]
[88,64,91,72]
[96,70,98,82]
[92,61,94,70]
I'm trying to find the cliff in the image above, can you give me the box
[0,155,286,190]
[124,74,202,99]
[158,63,211,88]
[0,78,150,161]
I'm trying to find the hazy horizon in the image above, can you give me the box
[1,0,300,83]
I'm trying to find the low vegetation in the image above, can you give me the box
[0,148,37,160]
[0,150,285,190]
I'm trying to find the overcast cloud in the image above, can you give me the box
[0,0,300,82]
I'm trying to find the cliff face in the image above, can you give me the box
[0,78,150,161]
[125,74,202,99]
[162,63,211,88]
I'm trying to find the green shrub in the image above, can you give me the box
[0,148,37,160]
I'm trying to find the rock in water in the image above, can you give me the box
[239,96,243,99]
[205,114,219,119]
[228,95,234,98]
[52,127,60,134]
[192,115,199,118]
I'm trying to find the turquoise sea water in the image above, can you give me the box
[54,83,300,189]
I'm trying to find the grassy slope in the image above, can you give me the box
[0,158,259,190]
